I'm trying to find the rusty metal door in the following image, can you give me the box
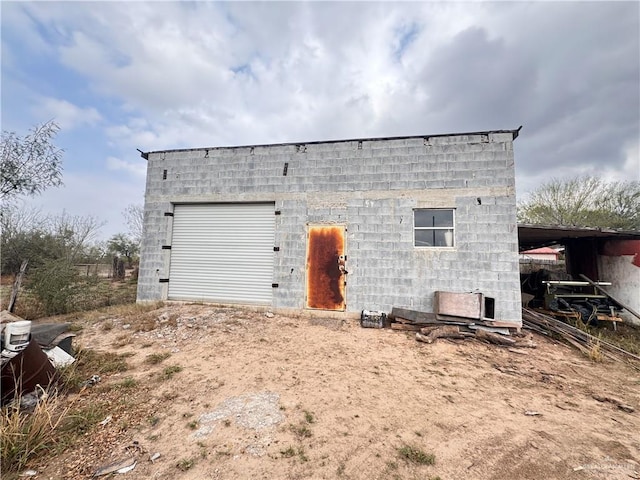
[306,225,346,311]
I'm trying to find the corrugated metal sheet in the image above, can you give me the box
[168,203,275,304]
[306,225,346,310]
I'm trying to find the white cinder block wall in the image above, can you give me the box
[137,131,522,325]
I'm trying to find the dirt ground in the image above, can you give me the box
[30,304,640,480]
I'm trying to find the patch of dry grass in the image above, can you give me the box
[397,444,435,465]
[146,352,171,365]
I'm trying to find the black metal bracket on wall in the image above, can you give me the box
[159,278,169,283]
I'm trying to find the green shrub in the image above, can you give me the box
[26,259,81,315]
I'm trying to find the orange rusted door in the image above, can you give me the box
[306,225,346,311]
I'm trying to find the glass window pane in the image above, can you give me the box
[414,209,453,228]
[414,229,436,247]
[434,229,454,247]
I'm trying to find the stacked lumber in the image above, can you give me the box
[522,308,640,363]
[388,307,531,347]
[388,307,518,331]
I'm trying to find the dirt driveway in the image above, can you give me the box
[36,304,640,480]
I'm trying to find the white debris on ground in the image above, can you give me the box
[192,391,285,456]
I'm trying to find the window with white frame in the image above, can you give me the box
[414,209,455,247]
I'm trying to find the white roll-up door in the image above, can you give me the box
[168,203,275,304]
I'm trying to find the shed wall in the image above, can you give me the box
[137,133,522,324]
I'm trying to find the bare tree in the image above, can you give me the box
[518,176,640,230]
[1,204,106,274]
[1,121,63,201]
[50,211,106,263]
[123,203,144,244]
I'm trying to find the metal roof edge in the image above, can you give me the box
[518,224,640,236]
[139,127,523,159]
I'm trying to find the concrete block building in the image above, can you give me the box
[137,129,523,325]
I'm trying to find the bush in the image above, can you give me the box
[26,259,81,316]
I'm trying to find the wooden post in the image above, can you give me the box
[8,259,28,313]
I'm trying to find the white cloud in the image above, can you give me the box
[106,156,147,178]
[37,97,102,130]
[5,1,639,204]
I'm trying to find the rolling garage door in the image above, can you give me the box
[168,203,275,304]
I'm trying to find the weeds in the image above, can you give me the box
[163,365,183,379]
[386,461,399,470]
[118,377,138,389]
[291,424,312,438]
[177,458,194,471]
[61,403,107,436]
[0,389,69,475]
[303,410,315,424]
[297,446,309,462]
[588,335,604,362]
[145,352,171,365]
[196,441,208,459]
[280,446,296,458]
[397,444,435,465]
[57,348,129,393]
[187,421,198,430]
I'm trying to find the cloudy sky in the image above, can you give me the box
[2,1,639,239]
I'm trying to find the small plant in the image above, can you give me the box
[291,424,312,439]
[281,446,296,458]
[297,446,309,462]
[146,352,171,365]
[113,333,132,348]
[163,365,183,379]
[223,419,231,427]
[148,415,160,427]
[303,410,315,424]
[197,441,208,459]
[119,377,137,388]
[187,420,198,430]
[588,336,604,362]
[102,320,114,331]
[62,403,107,436]
[397,444,435,465]
[177,458,194,471]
